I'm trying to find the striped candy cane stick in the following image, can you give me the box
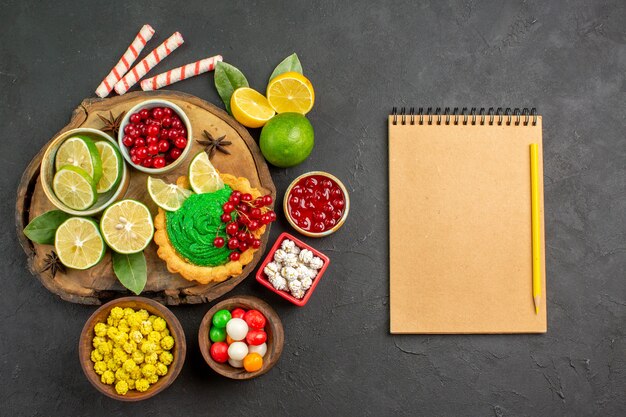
[114,32,184,96]
[140,55,223,91]
[95,24,155,98]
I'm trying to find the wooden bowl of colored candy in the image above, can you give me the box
[199,295,284,380]
[78,297,186,401]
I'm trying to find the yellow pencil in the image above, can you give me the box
[530,143,541,314]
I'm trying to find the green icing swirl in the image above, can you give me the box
[165,186,234,267]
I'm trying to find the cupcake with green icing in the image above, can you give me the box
[154,174,269,284]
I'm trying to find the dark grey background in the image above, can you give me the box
[1,1,624,416]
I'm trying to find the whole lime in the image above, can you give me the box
[259,113,314,168]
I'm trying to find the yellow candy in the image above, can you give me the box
[140,341,157,354]
[106,327,120,340]
[127,379,136,390]
[127,313,142,329]
[92,336,106,348]
[110,306,124,320]
[153,317,167,332]
[94,361,108,375]
[148,331,162,343]
[148,315,157,323]
[91,349,103,363]
[123,307,134,318]
[117,319,130,333]
[160,328,170,338]
[159,351,173,366]
[94,323,108,337]
[147,374,158,384]
[115,380,129,395]
[106,359,119,372]
[122,341,137,354]
[141,364,156,378]
[156,363,168,376]
[123,359,137,373]
[139,320,153,335]
[97,342,112,356]
[137,309,149,321]
[101,370,115,385]
[129,330,143,344]
[132,351,144,365]
[130,367,142,381]
[144,352,158,365]
[135,378,150,392]
[160,336,174,351]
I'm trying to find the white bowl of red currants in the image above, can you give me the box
[117,99,193,174]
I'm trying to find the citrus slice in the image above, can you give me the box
[147,176,192,211]
[52,165,97,210]
[55,136,103,184]
[266,72,315,114]
[55,217,105,270]
[100,200,154,254]
[230,87,276,128]
[95,141,123,194]
[188,151,224,194]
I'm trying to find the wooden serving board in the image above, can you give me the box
[16,91,275,305]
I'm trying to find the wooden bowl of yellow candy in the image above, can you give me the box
[79,297,186,401]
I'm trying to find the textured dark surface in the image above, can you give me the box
[1,1,624,416]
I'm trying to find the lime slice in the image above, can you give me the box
[52,165,97,210]
[55,217,105,270]
[95,141,123,193]
[147,177,192,211]
[188,151,224,194]
[55,136,103,184]
[100,200,154,254]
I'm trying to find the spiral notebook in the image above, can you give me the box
[389,107,547,334]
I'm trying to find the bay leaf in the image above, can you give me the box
[23,210,71,244]
[112,251,147,295]
[214,61,249,114]
[269,53,303,81]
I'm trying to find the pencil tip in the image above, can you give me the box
[535,306,539,315]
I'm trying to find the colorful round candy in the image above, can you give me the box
[210,342,229,363]
[246,329,267,346]
[248,342,267,358]
[226,334,235,345]
[231,308,246,319]
[209,326,226,343]
[243,353,263,372]
[212,309,232,328]
[228,358,243,368]
[226,318,248,341]
[228,341,249,361]
[244,310,266,330]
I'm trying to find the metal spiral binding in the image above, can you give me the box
[391,107,537,126]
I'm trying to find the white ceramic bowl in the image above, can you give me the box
[117,99,193,174]
[40,128,130,216]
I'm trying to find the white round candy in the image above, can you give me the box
[226,318,248,341]
[228,342,249,361]
[248,343,267,358]
[228,358,244,368]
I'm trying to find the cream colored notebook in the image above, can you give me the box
[389,108,547,334]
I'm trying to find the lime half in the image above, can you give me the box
[55,136,103,184]
[55,217,105,270]
[95,141,123,193]
[147,177,192,211]
[188,151,224,194]
[52,165,97,210]
[100,200,154,254]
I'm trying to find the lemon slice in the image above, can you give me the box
[188,151,224,194]
[266,72,315,114]
[52,165,97,210]
[100,200,154,254]
[55,136,103,184]
[147,177,192,211]
[230,87,276,128]
[55,217,105,270]
[95,141,123,194]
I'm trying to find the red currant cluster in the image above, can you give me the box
[213,191,277,261]
[122,107,188,169]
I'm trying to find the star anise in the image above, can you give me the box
[97,110,126,136]
[196,130,231,158]
[40,251,66,278]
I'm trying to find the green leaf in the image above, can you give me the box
[112,251,147,295]
[214,61,249,114]
[269,53,303,81]
[23,210,71,244]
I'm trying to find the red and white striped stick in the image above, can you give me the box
[113,32,184,96]
[140,55,223,91]
[95,24,155,98]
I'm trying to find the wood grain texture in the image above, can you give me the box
[78,297,186,401]
[16,91,275,305]
[198,295,284,380]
